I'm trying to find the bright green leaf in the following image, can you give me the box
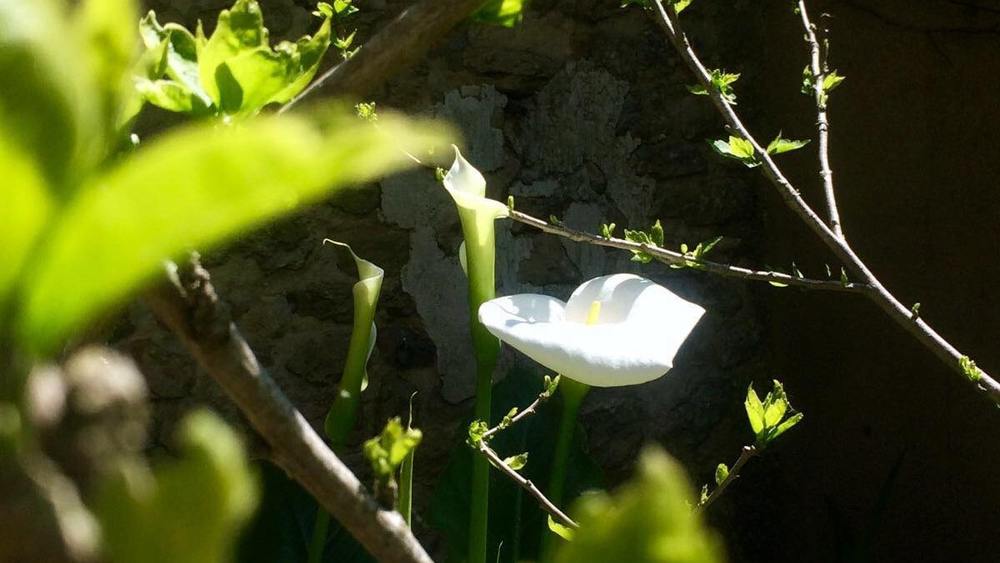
[766,134,810,155]
[503,453,528,471]
[135,78,210,114]
[744,385,765,435]
[473,0,525,28]
[769,412,803,442]
[714,463,729,486]
[548,515,575,542]
[0,137,52,313]
[18,110,449,353]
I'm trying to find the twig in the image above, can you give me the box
[477,442,578,529]
[797,1,843,239]
[508,209,868,293]
[480,386,552,442]
[696,445,757,514]
[143,255,433,563]
[281,0,487,112]
[650,0,1000,404]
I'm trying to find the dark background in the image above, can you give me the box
[129,1,1000,561]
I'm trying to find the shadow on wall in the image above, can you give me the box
[716,1,1000,562]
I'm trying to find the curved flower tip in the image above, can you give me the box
[442,145,509,219]
[478,274,705,387]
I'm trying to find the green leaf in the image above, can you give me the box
[97,410,258,563]
[960,356,984,383]
[473,0,525,28]
[139,12,212,107]
[673,0,693,13]
[769,412,803,443]
[193,0,333,115]
[554,447,723,563]
[709,135,759,167]
[650,219,664,247]
[823,71,845,93]
[714,463,729,486]
[503,453,529,471]
[744,385,765,435]
[17,110,448,354]
[0,0,100,190]
[364,417,422,479]
[467,419,489,447]
[766,134,810,155]
[547,515,575,541]
[77,0,139,136]
[0,138,52,314]
[135,78,210,114]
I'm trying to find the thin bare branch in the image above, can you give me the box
[798,1,843,239]
[281,0,487,112]
[649,1,1000,404]
[508,209,867,293]
[143,255,433,563]
[696,445,757,515]
[477,442,578,529]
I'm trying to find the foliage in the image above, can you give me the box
[624,220,665,263]
[363,417,422,507]
[96,411,258,563]
[744,381,803,448]
[688,69,740,104]
[474,0,527,28]
[0,0,448,357]
[554,447,723,563]
[137,0,333,117]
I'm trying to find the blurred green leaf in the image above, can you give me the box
[554,447,723,563]
[0,137,52,314]
[0,0,99,189]
[97,410,258,563]
[77,0,138,135]
[473,0,526,28]
[17,110,448,353]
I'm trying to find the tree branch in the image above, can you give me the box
[507,209,867,293]
[477,441,579,530]
[797,1,843,239]
[696,445,756,515]
[650,0,1000,404]
[281,0,487,112]
[143,255,433,563]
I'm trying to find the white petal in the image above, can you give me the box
[443,145,486,198]
[480,275,706,387]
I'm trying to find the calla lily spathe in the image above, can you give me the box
[478,274,705,387]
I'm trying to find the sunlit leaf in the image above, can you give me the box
[18,110,449,353]
[766,134,810,156]
[547,515,575,542]
[473,0,525,28]
[744,385,765,435]
[77,0,138,135]
[0,136,52,313]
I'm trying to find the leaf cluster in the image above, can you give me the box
[624,220,665,263]
[710,133,809,168]
[744,380,803,448]
[137,0,335,118]
[364,417,423,480]
[688,69,740,104]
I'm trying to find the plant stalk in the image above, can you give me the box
[541,378,589,560]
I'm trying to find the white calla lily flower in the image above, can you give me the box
[443,145,509,256]
[478,274,705,387]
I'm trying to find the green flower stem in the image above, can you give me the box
[542,378,590,561]
[310,241,383,563]
[467,244,500,563]
[462,210,501,563]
